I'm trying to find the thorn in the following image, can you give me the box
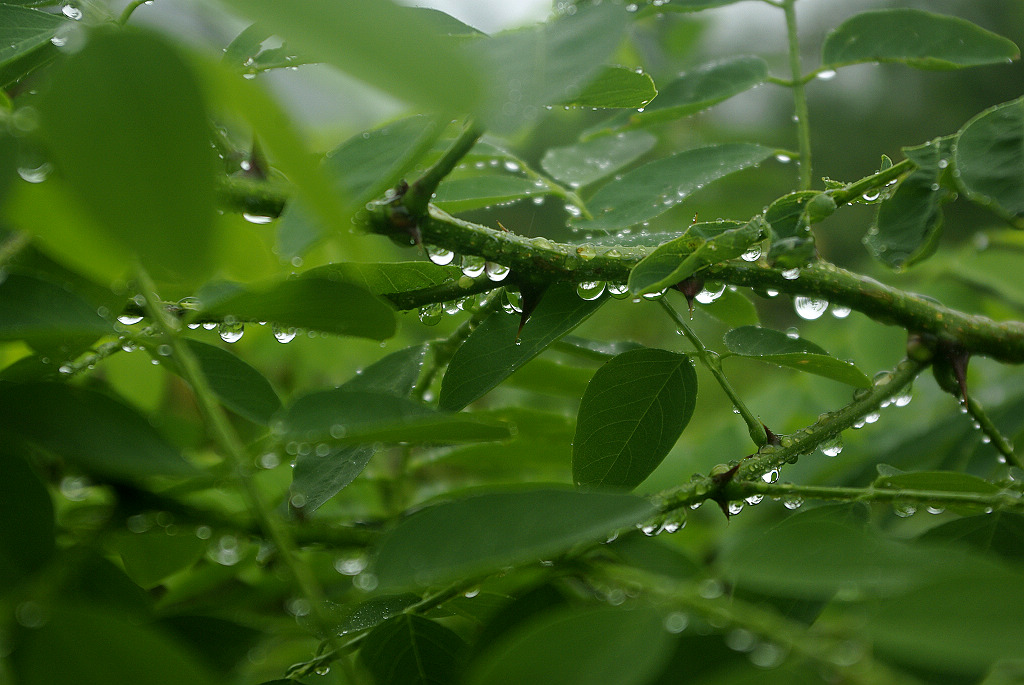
[763,424,782,446]
[937,341,970,404]
[497,221,509,232]
[514,279,549,342]
[673,275,704,315]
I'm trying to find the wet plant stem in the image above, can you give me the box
[782,0,813,190]
[962,394,1022,469]
[660,298,768,448]
[405,119,482,216]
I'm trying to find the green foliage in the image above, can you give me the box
[1,2,1023,684]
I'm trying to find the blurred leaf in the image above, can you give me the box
[0,448,53,589]
[470,3,627,133]
[0,272,113,352]
[195,275,395,340]
[723,326,871,388]
[157,615,262,674]
[649,0,748,12]
[465,605,672,685]
[359,615,465,685]
[822,9,1020,70]
[873,470,1000,495]
[699,287,760,328]
[541,130,656,188]
[954,97,1024,228]
[37,29,218,286]
[866,137,953,268]
[0,4,62,69]
[303,261,463,306]
[865,569,1024,677]
[573,348,697,490]
[115,528,205,589]
[629,218,763,295]
[291,345,428,512]
[555,335,646,361]
[919,513,1024,563]
[306,594,420,639]
[180,339,281,425]
[561,66,657,108]
[0,382,196,482]
[506,357,593,398]
[12,606,218,685]
[439,283,606,410]
[218,0,482,114]
[371,487,656,588]
[279,389,511,444]
[434,174,543,213]
[574,143,771,232]
[629,56,768,125]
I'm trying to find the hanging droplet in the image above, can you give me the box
[783,495,803,510]
[785,327,800,339]
[575,244,597,260]
[694,282,726,304]
[607,283,630,299]
[863,412,880,424]
[893,387,913,407]
[426,244,455,266]
[642,288,667,300]
[892,499,917,518]
[741,245,761,262]
[61,4,83,20]
[820,434,843,457]
[17,162,52,183]
[117,314,143,325]
[816,69,837,80]
[761,468,779,484]
[781,268,800,280]
[576,281,606,301]
[744,494,764,506]
[485,262,509,282]
[461,255,485,278]
[831,305,852,319]
[219,321,244,343]
[794,296,828,320]
[273,324,297,343]
[242,212,274,225]
[418,302,443,326]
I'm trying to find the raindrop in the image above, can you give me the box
[242,212,273,224]
[727,502,744,516]
[607,283,630,299]
[503,160,520,172]
[461,255,486,278]
[816,69,837,80]
[61,4,83,20]
[726,629,757,652]
[58,363,73,374]
[503,289,522,313]
[863,412,880,424]
[741,245,761,262]
[485,262,509,282]
[774,153,791,164]
[893,499,917,518]
[642,288,667,300]
[794,296,828,320]
[625,2,638,11]
[784,327,799,339]
[577,281,605,300]
[273,324,297,343]
[202,322,217,330]
[60,475,91,501]
[698,578,724,599]
[862,190,880,201]
[765,289,779,297]
[783,495,803,510]
[426,244,455,266]
[258,452,280,469]
[872,370,892,386]
[219,321,244,343]
[575,244,597,260]
[418,302,443,325]
[353,572,378,592]
[334,555,367,576]
[695,282,726,304]
[564,204,582,217]
[819,434,843,457]
[744,494,764,506]
[209,535,240,566]
[781,267,800,280]
[664,612,689,634]
[17,162,52,183]
[749,642,787,669]
[894,388,913,407]
[761,468,779,484]
[156,344,172,356]
[830,305,852,319]
[117,314,144,325]
[314,665,331,676]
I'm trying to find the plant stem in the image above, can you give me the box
[404,120,482,216]
[830,158,915,207]
[962,394,1022,469]
[660,298,768,447]
[782,0,813,190]
[118,0,150,24]
[133,264,338,646]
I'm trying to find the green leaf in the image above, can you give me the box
[180,340,281,425]
[650,0,747,12]
[864,569,1024,677]
[217,0,482,114]
[470,3,628,133]
[438,283,606,410]
[873,470,1000,495]
[954,97,1024,228]
[630,56,768,125]
[465,605,673,685]
[574,143,772,232]
[195,275,396,340]
[303,262,463,307]
[0,4,62,70]
[36,29,218,286]
[433,174,543,213]
[541,130,656,188]
[628,218,763,295]
[0,382,196,482]
[290,345,428,513]
[278,389,511,445]
[822,9,1020,70]
[866,137,953,268]
[572,348,697,490]
[114,528,206,589]
[0,272,113,352]
[699,287,760,328]
[12,606,218,685]
[723,326,871,388]
[358,615,465,685]
[307,594,420,639]
[371,487,656,588]
[919,512,1024,563]
[0,448,53,589]
[560,66,657,109]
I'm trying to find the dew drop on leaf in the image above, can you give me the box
[272,324,297,343]
[485,261,509,282]
[576,280,605,301]
[461,255,485,278]
[794,296,828,320]
[219,321,244,343]
[418,302,443,326]
[426,244,455,266]
[695,282,726,304]
[819,434,843,457]
[830,304,852,318]
[781,267,801,280]
[741,245,762,261]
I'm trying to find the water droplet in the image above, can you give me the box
[816,69,836,80]
[272,323,297,343]
[314,665,331,676]
[727,502,744,516]
[209,535,240,566]
[625,2,638,11]
[749,641,787,669]
[426,244,455,266]
[503,160,520,172]
[117,314,143,325]
[577,281,606,300]
[774,153,791,164]
[485,262,509,282]
[564,204,582,217]
[741,245,761,261]
[461,255,485,278]
[785,327,799,339]
[353,572,378,592]
[418,302,443,326]
[575,244,597,260]
[698,578,724,599]
[794,296,828,320]
[18,162,51,183]
[863,412,880,424]
[726,628,757,652]
[862,190,880,201]
[893,499,917,518]
[61,4,83,20]
[761,468,779,484]
[830,305,852,319]
[607,283,630,299]
[334,554,367,576]
[781,267,800,280]
[219,321,244,343]
[894,388,913,407]
[60,475,91,501]
[664,612,689,633]
[694,282,726,304]
[765,289,779,298]
[783,495,803,510]
[642,288,667,301]
[745,494,764,506]
[820,434,843,457]
[156,344,172,356]
[257,452,280,469]
[242,212,273,224]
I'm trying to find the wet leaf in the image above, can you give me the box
[433,174,543,213]
[114,528,206,589]
[573,348,697,490]
[919,512,1024,563]
[0,272,113,353]
[822,9,1020,70]
[371,487,656,588]
[561,65,657,109]
[574,143,771,232]
[303,261,463,309]
[628,56,768,125]
[0,448,53,589]
[439,283,606,410]
[723,326,871,388]
[954,97,1024,228]
[359,615,465,685]
[541,130,657,188]
[0,4,62,70]
[180,340,281,425]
